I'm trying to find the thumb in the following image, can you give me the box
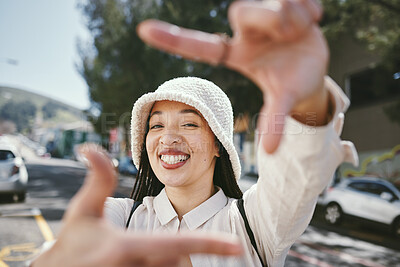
[258,95,293,153]
[64,144,117,222]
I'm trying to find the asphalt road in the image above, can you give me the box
[0,158,399,267]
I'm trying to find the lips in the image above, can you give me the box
[159,149,190,169]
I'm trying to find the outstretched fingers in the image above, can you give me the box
[64,144,117,222]
[137,20,227,65]
[119,232,243,265]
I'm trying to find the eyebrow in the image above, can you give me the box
[180,109,202,117]
[149,108,202,118]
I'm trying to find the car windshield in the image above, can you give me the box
[0,150,15,160]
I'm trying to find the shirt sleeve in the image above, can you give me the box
[242,76,358,266]
[104,197,133,228]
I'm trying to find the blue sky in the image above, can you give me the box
[0,0,92,110]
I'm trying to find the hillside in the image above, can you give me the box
[0,86,83,115]
[0,86,85,132]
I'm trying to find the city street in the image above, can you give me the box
[0,158,399,267]
[1,0,399,266]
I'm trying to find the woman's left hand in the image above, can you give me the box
[137,0,330,153]
[31,145,243,267]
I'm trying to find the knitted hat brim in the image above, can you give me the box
[130,91,241,180]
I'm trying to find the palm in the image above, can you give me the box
[228,26,327,106]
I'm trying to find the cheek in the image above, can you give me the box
[189,135,217,155]
[145,134,158,155]
[187,136,207,152]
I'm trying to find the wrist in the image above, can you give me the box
[290,79,332,126]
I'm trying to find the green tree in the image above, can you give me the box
[321,0,400,63]
[79,0,400,144]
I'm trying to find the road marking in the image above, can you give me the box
[0,246,9,267]
[0,208,54,242]
[288,249,335,267]
[0,247,10,259]
[34,214,54,242]
[1,243,38,262]
[0,208,54,265]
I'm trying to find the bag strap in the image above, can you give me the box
[125,200,142,229]
[236,198,267,267]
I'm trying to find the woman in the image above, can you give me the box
[104,73,355,267]
[32,0,358,266]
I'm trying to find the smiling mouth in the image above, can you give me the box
[160,154,190,165]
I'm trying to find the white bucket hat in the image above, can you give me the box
[130,77,241,180]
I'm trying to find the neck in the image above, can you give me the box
[165,183,216,220]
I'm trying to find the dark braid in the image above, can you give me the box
[213,140,243,199]
[131,146,164,201]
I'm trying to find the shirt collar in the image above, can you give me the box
[182,187,228,231]
[153,188,178,226]
[153,187,228,230]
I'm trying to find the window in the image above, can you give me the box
[0,150,15,160]
[348,65,400,107]
[366,183,393,196]
[348,182,369,192]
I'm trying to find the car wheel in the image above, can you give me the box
[324,203,342,225]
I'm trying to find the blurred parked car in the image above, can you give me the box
[0,143,28,201]
[118,156,137,176]
[319,177,400,237]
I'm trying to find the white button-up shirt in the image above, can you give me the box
[105,77,358,267]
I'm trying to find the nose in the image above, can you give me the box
[159,133,182,146]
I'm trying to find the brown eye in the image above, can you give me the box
[150,124,163,129]
[183,123,199,127]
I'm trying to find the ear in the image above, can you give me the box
[214,139,221,158]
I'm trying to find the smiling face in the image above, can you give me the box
[145,100,220,192]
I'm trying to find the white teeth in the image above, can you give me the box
[160,154,189,165]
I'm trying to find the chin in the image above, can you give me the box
[156,172,187,187]
[161,179,187,189]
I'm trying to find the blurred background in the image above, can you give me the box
[0,0,399,266]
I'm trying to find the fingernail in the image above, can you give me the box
[263,0,282,12]
[77,150,90,168]
[168,24,180,36]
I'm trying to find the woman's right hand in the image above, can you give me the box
[137,0,329,154]
[31,144,242,267]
